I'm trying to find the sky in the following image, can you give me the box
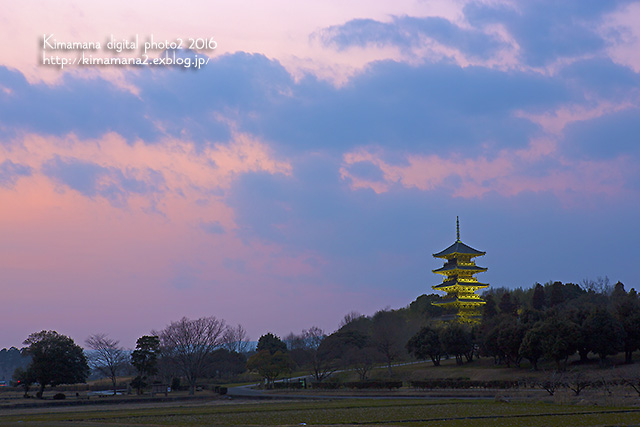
[1,0,640,349]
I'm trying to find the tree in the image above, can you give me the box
[222,324,250,354]
[408,294,445,319]
[300,327,334,382]
[246,350,293,387]
[130,335,160,394]
[615,294,640,363]
[519,323,545,370]
[482,295,498,320]
[496,316,526,367]
[549,281,565,307]
[256,333,287,355]
[498,292,517,316]
[531,283,545,311]
[22,331,89,398]
[583,307,625,364]
[0,347,29,383]
[339,311,364,328]
[406,326,442,366]
[319,330,379,381]
[85,333,128,395]
[439,323,473,365]
[208,348,247,378]
[371,310,407,374]
[158,316,226,395]
[539,316,578,370]
[12,366,35,397]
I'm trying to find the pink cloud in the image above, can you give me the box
[0,130,305,347]
[340,139,629,202]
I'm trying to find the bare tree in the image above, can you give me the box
[222,324,250,354]
[85,333,128,395]
[339,311,363,328]
[158,316,226,395]
[302,326,335,382]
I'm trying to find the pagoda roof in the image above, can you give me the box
[433,279,489,290]
[433,297,486,305]
[433,264,487,274]
[433,240,485,258]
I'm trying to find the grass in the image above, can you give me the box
[3,398,640,426]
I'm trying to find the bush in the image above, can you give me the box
[273,381,304,389]
[53,393,66,400]
[410,379,519,390]
[344,381,402,390]
[311,381,342,390]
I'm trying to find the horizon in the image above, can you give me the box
[1,0,640,349]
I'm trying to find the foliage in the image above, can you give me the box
[0,347,29,384]
[319,329,380,380]
[371,310,412,373]
[406,325,442,366]
[12,366,35,397]
[531,283,545,310]
[246,350,293,387]
[256,332,287,355]
[208,348,247,378]
[287,326,335,382]
[22,330,89,398]
[439,323,473,365]
[519,324,545,370]
[408,294,445,318]
[583,307,625,363]
[130,335,159,394]
[613,291,640,363]
[538,315,579,370]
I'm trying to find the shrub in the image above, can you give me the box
[410,379,519,390]
[53,393,66,400]
[344,381,402,390]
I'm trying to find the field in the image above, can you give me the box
[4,357,640,426]
[3,397,640,426]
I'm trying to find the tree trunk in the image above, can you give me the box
[578,348,589,363]
[38,383,45,399]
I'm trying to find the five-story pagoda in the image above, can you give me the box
[432,217,489,323]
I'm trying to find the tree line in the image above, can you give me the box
[3,277,639,396]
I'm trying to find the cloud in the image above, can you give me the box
[0,159,32,188]
[563,107,640,160]
[0,67,158,141]
[339,140,630,202]
[249,59,571,155]
[464,1,629,67]
[319,15,506,59]
[42,155,166,207]
[201,220,225,234]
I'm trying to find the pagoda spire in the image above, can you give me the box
[456,216,460,242]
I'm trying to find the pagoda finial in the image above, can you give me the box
[456,216,460,241]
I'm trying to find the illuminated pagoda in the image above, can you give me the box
[431,217,489,323]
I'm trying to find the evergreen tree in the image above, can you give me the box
[532,283,545,311]
[23,331,89,398]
